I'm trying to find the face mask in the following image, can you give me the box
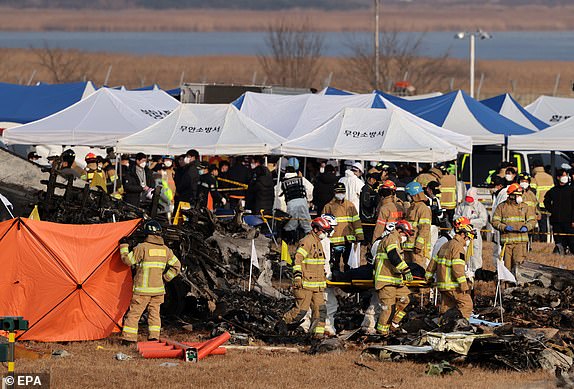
[560,176,569,184]
[400,235,407,244]
[505,174,514,182]
[318,232,327,240]
[519,182,529,189]
[250,163,257,170]
[319,167,325,174]
[515,196,523,204]
[138,161,146,169]
[184,157,191,164]
[335,193,345,201]
[164,160,172,168]
[465,196,474,204]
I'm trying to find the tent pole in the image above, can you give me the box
[303,157,307,177]
[272,154,283,233]
[470,151,474,188]
[113,147,119,193]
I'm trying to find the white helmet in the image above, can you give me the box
[321,213,337,237]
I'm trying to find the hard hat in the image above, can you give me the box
[311,217,332,233]
[456,223,477,240]
[143,220,162,235]
[287,157,300,171]
[507,183,523,195]
[321,213,338,227]
[334,182,346,193]
[395,220,414,236]
[380,180,397,191]
[85,152,97,161]
[61,149,76,164]
[453,216,471,229]
[405,181,423,196]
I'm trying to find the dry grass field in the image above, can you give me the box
[1,48,572,104]
[8,241,572,389]
[1,5,573,32]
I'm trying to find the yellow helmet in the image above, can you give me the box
[456,223,477,240]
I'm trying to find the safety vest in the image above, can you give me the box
[439,174,457,210]
[374,230,409,288]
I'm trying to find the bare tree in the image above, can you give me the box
[32,44,92,83]
[258,20,324,88]
[344,30,463,94]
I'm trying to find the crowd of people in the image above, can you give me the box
[44,147,574,338]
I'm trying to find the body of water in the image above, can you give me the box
[0,31,573,61]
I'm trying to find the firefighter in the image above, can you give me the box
[279,217,332,339]
[439,163,458,222]
[359,172,381,243]
[81,152,108,192]
[415,166,443,189]
[374,220,414,335]
[531,160,554,241]
[119,220,181,344]
[425,222,476,321]
[492,183,537,273]
[403,181,432,268]
[323,182,364,272]
[372,180,405,243]
[518,173,541,222]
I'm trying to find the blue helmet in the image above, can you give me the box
[405,181,423,196]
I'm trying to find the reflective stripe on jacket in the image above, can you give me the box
[374,230,408,288]
[492,200,536,244]
[425,234,467,291]
[323,199,364,245]
[293,231,327,291]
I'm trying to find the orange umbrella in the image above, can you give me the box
[0,218,140,341]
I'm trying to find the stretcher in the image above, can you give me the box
[326,278,430,289]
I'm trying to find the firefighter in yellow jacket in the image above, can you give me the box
[415,167,443,188]
[323,182,364,272]
[403,181,432,268]
[425,223,476,321]
[372,180,405,243]
[119,220,181,344]
[280,217,332,338]
[492,183,537,272]
[438,164,457,220]
[374,220,414,335]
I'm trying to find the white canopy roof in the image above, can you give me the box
[275,106,460,162]
[526,95,574,126]
[508,115,574,150]
[116,104,284,155]
[237,92,384,139]
[2,88,179,146]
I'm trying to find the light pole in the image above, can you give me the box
[374,0,380,90]
[455,29,492,98]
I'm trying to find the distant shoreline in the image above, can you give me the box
[1,5,574,32]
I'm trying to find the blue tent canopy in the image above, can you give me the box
[321,87,354,95]
[376,90,533,145]
[0,82,92,124]
[481,93,549,131]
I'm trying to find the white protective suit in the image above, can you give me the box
[301,235,338,335]
[339,169,364,212]
[454,199,488,277]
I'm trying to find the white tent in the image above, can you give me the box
[2,88,179,147]
[116,104,284,155]
[508,115,574,150]
[237,92,384,139]
[526,95,574,126]
[275,106,461,162]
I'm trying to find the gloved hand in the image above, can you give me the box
[403,269,414,282]
[293,277,302,289]
[119,236,130,245]
[519,226,528,232]
[504,225,514,232]
[221,197,227,206]
[145,188,154,200]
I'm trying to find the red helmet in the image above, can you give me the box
[507,183,523,195]
[395,220,414,236]
[85,152,97,161]
[453,216,471,229]
[380,180,397,191]
[311,217,332,233]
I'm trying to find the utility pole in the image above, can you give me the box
[469,33,475,98]
[374,0,380,90]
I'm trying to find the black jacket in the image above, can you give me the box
[313,172,338,214]
[175,160,199,204]
[198,173,223,208]
[246,168,275,215]
[360,183,380,223]
[227,164,252,198]
[122,163,153,207]
[544,183,574,223]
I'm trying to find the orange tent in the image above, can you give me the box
[0,217,140,342]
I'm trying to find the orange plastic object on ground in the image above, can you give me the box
[0,217,140,342]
